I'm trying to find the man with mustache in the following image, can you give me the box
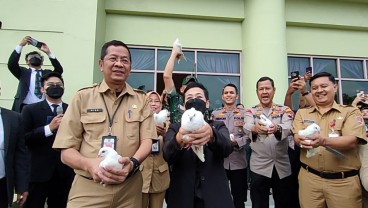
[244,76,294,208]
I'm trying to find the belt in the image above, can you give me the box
[301,163,358,179]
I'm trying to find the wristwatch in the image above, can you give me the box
[127,157,140,178]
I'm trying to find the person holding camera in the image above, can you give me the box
[7,36,63,112]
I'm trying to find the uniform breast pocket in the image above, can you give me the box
[333,120,343,136]
[234,120,245,135]
[125,112,141,140]
[80,113,106,139]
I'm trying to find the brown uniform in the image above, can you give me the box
[292,102,367,208]
[53,80,157,208]
[140,134,170,208]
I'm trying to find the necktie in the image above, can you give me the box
[34,70,42,99]
[52,104,59,116]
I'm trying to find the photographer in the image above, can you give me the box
[7,36,63,112]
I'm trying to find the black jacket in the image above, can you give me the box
[163,120,235,208]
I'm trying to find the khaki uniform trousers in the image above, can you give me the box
[67,173,143,208]
[142,192,166,208]
[299,168,362,208]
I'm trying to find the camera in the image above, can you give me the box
[30,38,44,48]
[290,71,300,81]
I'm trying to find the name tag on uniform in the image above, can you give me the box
[303,119,315,124]
[151,139,160,154]
[87,108,103,113]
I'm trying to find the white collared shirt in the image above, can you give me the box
[0,108,5,178]
[44,100,62,137]
[23,68,45,104]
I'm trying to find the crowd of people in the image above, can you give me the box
[0,36,367,208]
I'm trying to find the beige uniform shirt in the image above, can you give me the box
[140,134,170,193]
[53,80,157,178]
[244,103,294,179]
[292,102,366,172]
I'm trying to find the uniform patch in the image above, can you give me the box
[234,121,244,126]
[87,108,103,113]
[303,119,315,124]
[356,116,363,124]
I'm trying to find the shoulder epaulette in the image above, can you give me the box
[133,88,146,94]
[78,83,99,92]
[213,107,223,112]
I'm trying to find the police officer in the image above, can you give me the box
[292,72,366,208]
[53,40,157,208]
[244,77,294,208]
[212,83,249,208]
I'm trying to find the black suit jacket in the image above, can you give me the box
[2,107,29,204]
[163,120,235,208]
[7,50,63,112]
[22,100,74,183]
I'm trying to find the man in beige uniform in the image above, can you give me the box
[292,72,366,208]
[53,40,156,208]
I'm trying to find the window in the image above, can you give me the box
[288,56,368,109]
[127,46,241,110]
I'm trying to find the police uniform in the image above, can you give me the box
[140,133,170,208]
[212,107,249,208]
[292,102,366,208]
[244,103,294,208]
[53,80,157,208]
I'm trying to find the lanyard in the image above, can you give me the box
[101,94,125,135]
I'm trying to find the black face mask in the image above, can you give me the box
[29,57,42,67]
[185,98,207,115]
[46,86,64,99]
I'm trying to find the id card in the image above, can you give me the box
[151,139,160,154]
[101,135,117,150]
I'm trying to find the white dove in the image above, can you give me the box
[230,134,235,142]
[98,147,123,169]
[154,109,169,126]
[258,115,273,142]
[298,123,320,158]
[173,38,186,63]
[181,107,206,162]
[259,115,273,128]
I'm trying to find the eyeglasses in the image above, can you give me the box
[46,82,63,87]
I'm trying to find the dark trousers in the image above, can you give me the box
[0,177,8,208]
[288,146,301,208]
[24,171,73,208]
[250,167,292,208]
[226,168,248,208]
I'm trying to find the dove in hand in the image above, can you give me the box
[181,107,206,162]
[230,134,235,142]
[154,109,169,126]
[173,38,186,63]
[298,123,320,158]
[98,147,123,169]
[259,115,273,128]
[258,115,273,142]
